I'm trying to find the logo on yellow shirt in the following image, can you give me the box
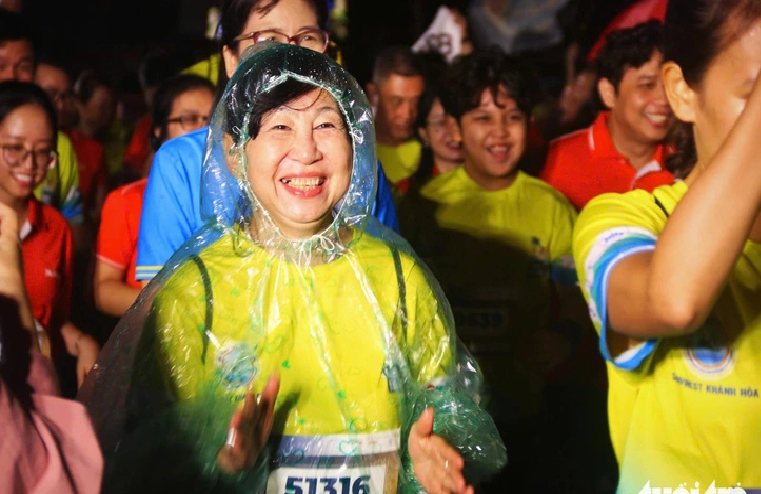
[684,318,735,380]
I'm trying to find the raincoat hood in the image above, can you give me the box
[200,42,377,264]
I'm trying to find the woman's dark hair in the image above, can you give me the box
[0,81,58,138]
[217,0,329,92]
[439,48,539,122]
[226,77,348,144]
[664,0,761,177]
[151,74,216,150]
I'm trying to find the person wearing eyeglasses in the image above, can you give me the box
[0,81,100,390]
[35,55,107,224]
[94,75,215,318]
[135,0,400,286]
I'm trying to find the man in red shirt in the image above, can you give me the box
[541,20,674,211]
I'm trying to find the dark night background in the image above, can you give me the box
[23,0,449,88]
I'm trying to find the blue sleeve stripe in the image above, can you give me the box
[135,266,161,280]
[590,236,657,370]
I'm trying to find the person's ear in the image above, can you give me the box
[366,83,379,107]
[222,45,240,78]
[662,61,696,123]
[445,115,461,143]
[597,77,617,111]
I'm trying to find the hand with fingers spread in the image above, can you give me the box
[409,408,474,494]
[217,374,280,474]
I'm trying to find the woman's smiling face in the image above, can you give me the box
[245,86,352,238]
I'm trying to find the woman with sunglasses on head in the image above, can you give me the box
[0,81,98,390]
[94,75,215,318]
[136,0,399,287]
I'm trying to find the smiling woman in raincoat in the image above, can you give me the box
[78,42,506,494]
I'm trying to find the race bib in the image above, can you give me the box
[267,430,400,494]
[268,467,384,494]
[448,287,520,355]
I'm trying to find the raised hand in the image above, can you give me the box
[217,374,280,474]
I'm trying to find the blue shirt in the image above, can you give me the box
[136,127,400,280]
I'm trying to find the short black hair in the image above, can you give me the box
[0,81,58,143]
[35,52,74,81]
[226,78,348,144]
[595,20,665,91]
[151,74,216,150]
[439,48,539,121]
[371,46,425,86]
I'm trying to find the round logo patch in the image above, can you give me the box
[216,343,257,391]
[684,318,734,380]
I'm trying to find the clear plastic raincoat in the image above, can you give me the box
[78,43,506,494]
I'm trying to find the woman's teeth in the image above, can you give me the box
[281,177,325,190]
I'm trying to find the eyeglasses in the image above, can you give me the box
[0,143,57,169]
[232,29,330,53]
[166,114,210,131]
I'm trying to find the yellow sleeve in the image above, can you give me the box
[573,191,665,369]
[148,259,210,401]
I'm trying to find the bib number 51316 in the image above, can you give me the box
[285,475,370,494]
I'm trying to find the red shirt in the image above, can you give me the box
[21,199,73,357]
[123,116,153,173]
[540,111,674,210]
[65,128,105,213]
[96,178,146,289]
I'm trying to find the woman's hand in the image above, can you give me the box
[409,408,473,494]
[217,374,279,474]
[75,333,100,387]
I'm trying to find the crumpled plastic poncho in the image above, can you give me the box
[78,42,506,494]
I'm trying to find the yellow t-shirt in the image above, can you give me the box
[34,131,83,224]
[181,54,220,86]
[149,230,452,438]
[401,168,577,417]
[377,140,421,185]
[574,181,761,491]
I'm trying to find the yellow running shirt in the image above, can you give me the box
[401,168,577,418]
[377,140,421,186]
[149,230,452,437]
[574,181,761,492]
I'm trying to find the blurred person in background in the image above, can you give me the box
[398,51,463,193]
[0,199,102,494]
[95,75,215,317]
[74,70,120,177]
[122,48,181,177]
[0,81,98,394]
[36,55,106,223]
[136,0,399,286]
[0,9,86,252]
[366,46,425,194]
[541,20,674,211]
[400,48,606,492]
